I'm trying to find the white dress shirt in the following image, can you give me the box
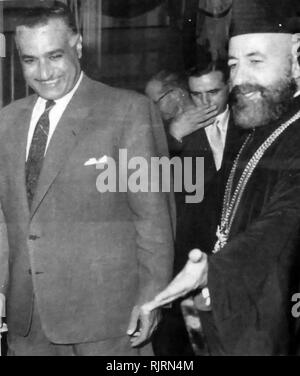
[26,72,84,160]
[204,107,229,171]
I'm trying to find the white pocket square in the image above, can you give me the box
[84,156,108,166]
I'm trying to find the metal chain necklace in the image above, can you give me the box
[213,110,300,254]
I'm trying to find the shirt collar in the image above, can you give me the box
[215,106,229,130]
[294,90,300,98]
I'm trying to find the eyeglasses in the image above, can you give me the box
[154,89,175,104]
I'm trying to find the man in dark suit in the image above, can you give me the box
[0,3,174,356]
[148,62,243,355]
[167,60,243,355]
[169,61,243,268]
[143,0,300,356]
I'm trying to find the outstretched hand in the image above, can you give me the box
[141,249,208,313]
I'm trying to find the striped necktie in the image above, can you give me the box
[26,100,55,208]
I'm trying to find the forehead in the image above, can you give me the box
[229,33,292,60]
[16,18,71,53]
[146,80,165,100]
[189,71,225,91]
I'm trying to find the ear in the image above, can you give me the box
[14,30,22,56]
[76,35,83,59]
[291,33,300,80]
[70,33,83,59]
[14,35,20,55]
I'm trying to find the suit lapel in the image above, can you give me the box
[184,128,217,184]
[198,128,217,175]
[9,95,38,218]
[187,128,213,157]
[30,75,98,218]
[223,115,234,158]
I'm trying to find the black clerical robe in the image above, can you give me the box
[208,96,300,355]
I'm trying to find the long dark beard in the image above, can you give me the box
[229,79,297,129]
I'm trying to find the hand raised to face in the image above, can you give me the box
[169,105,218,142]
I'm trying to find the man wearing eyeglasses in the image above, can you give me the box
[145,71,191,122]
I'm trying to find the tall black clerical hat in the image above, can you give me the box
[230,0,300,37]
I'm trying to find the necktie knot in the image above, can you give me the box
[45,100,55,111]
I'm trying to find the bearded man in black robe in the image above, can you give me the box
[142,0,300,355]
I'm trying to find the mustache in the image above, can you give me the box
[229,78,296,129]
[230,84,267,99]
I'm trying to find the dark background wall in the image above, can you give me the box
[1,0,200,107]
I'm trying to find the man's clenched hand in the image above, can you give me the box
[127,305,161,348]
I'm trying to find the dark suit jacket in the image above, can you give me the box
[168,117,243,273]
[0,75,174,344]
[208,97,300,355]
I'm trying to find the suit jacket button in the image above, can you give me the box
[29,235,40,241]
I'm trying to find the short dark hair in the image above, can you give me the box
[15,1,77,34]
[188,60,230,83]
